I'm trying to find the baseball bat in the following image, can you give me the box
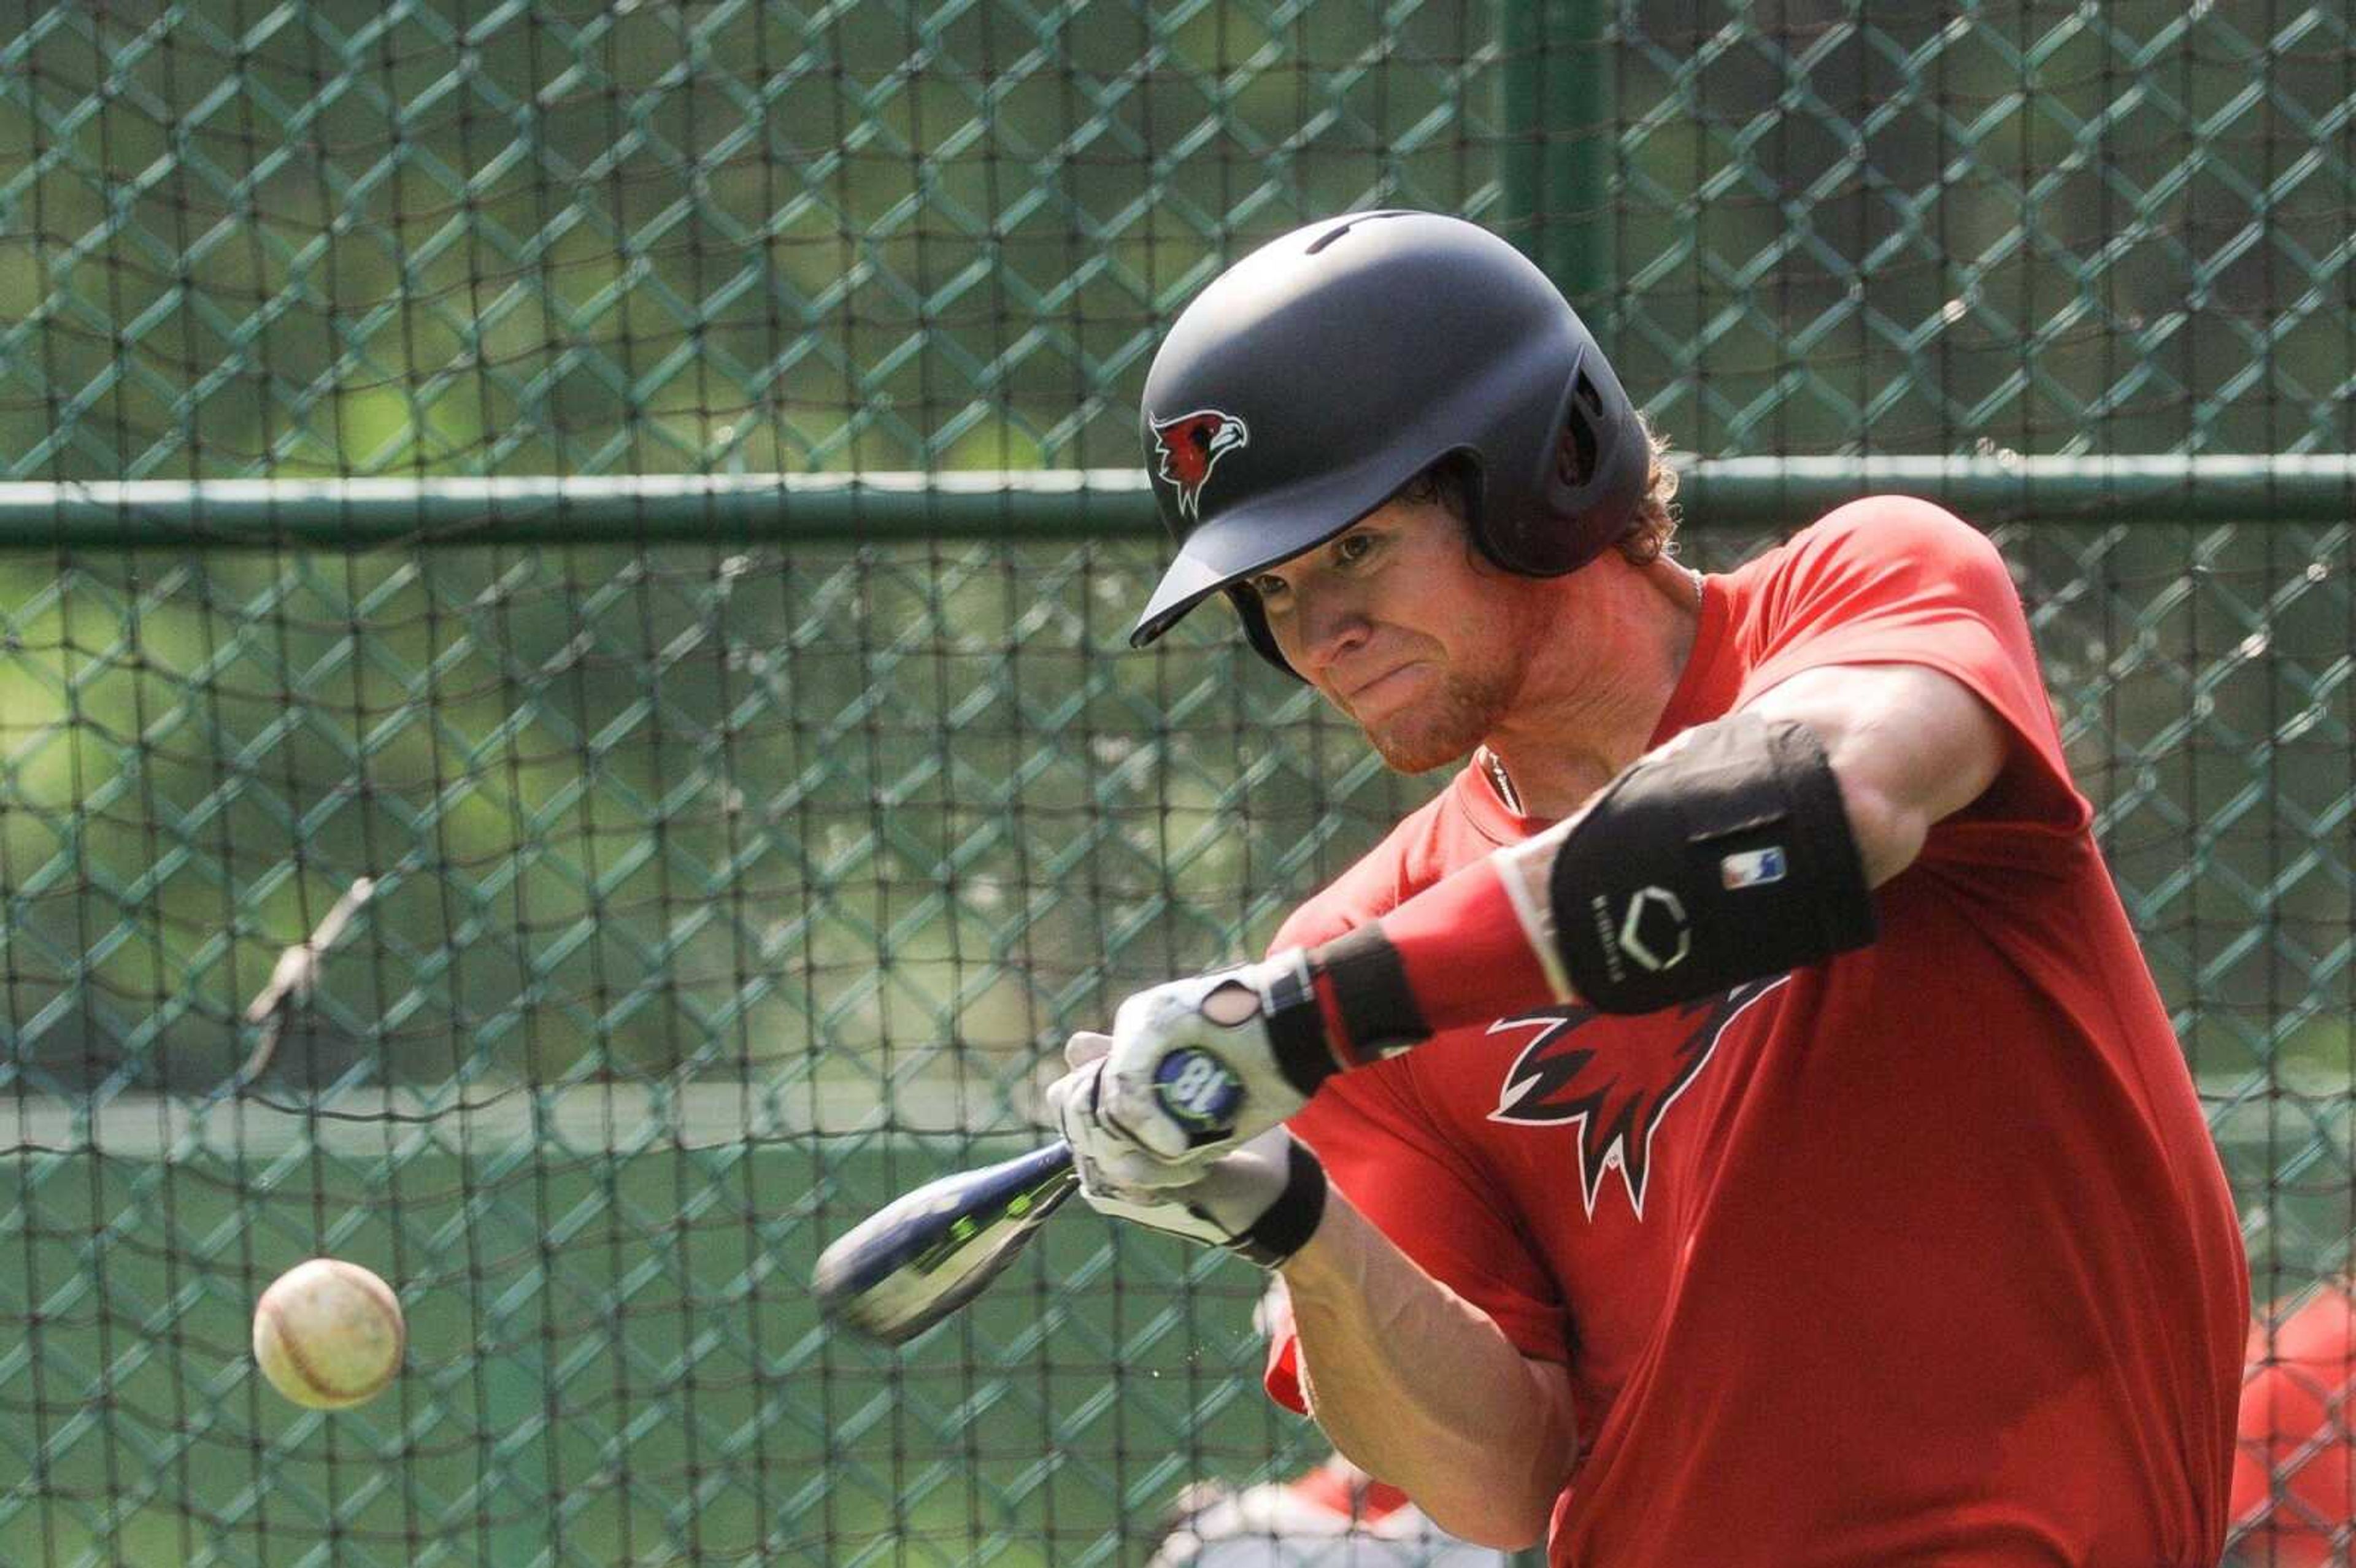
[811,1140,1080,1345]
[812,1043,1245,1345]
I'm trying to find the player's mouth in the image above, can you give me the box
[1341,662,1429,715]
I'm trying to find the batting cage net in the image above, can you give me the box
[0,2,2350,1564]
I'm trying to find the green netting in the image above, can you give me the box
[1600,1,2356,458]
[7,2,2346,484]
[0,2,2350,1565]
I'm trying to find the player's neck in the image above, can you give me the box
[1480,555,1704,821]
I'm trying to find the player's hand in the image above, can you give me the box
[1047,1033,1327,1267]
[1093,958,1331,1163]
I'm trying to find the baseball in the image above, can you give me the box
[252,1258,405,1410]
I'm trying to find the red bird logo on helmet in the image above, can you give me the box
[1487,977,1787,1220]
[1149,409,1250,520]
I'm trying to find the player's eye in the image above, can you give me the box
[1247,574,1290,605]
[1333,531,1379,567]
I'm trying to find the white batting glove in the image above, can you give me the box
[1091,954,1339,1164]
[1046,1033,1328,1267]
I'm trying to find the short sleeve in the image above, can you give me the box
[1263,1061,1571,1413]
[1736,498,2088,834]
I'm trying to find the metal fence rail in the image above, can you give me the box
[0,455,2350,545]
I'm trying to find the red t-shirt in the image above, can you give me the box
[1264,499,2248,1565]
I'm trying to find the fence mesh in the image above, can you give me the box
[0,2,2350,1564]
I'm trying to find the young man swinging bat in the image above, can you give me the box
[1043,212,2247,1565]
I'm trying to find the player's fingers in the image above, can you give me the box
[1057,1072,1166,1197]
[1089,1118,1196,1193]
[1099,1067,1201,1163]
[1064,1031,1114,1070]
[1042,1075,1071,1130]
[1058,1063,1198,1194]
[1052,1063,1114,1189]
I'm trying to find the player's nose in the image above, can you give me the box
[1285,590,1371,685]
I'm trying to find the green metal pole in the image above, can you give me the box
[0,472,1159,548]
[1500,0,1614,309]
[0,458,2345,548]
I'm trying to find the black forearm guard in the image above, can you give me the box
[1550,712,1876,1013]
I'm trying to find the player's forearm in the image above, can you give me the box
[1292,859,1562,1067]
[1292,711,1886,1065]
[1279,1191,1576,1550]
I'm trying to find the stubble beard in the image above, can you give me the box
[1358,659,1520,775]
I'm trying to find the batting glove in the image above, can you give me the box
[1093,955,1339,1164]
[1047,1033,1328,1268]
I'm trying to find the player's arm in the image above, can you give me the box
[1333,661,2007,1038]
[1735,661,2008,887]
[1050,1040,1576,1547]
[1093,666,2008,1158]
[1279,1194,1578,1550]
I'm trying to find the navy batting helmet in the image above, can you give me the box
[1131,210,1649,673]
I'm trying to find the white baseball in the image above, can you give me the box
[252,1258,405,1410]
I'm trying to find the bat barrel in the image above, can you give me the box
[812,1140,1079,1345]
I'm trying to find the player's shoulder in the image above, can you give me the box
[1773,493,2005,577]
[1725,493,2014,618]
[1269,777,1484,953]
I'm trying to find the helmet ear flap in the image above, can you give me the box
[1459,348,1647,579]
[1557,375,1605,491]
[1530,358,1649,575]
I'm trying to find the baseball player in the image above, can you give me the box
[2230,1279,2356,1564]
[1045,212,2247,1562]
[1149,1285,1507,1568]
[1147,1451,1503,1568]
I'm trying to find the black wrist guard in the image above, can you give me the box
[1551,712,1876,1013]
[1253,952,1344,1098]
[1230,1142,1328,1269]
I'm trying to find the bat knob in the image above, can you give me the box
[1152,1047,1244,1141]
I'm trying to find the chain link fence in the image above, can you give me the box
[0,2,2349,1563]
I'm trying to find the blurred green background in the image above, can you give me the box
[0,1,2349,1563]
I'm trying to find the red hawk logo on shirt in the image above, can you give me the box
[1149,409,1250,520]
[1487,977,1786,1220]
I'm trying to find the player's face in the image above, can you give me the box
[1247,498,1542,773]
